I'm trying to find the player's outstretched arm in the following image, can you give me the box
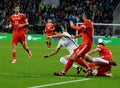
[43,48,60,58]
[49,34,65,39]
[72,33,83,38]
[85,54,93,62]
[70,21,85,31]
[87,48,99,55]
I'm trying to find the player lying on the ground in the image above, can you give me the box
[72,34,116,66]
[84,39,117,77]
[43,28,116,77]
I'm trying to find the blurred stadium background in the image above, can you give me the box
[0,0,120,35]
[0,0,120,44]
[0,0,120,88]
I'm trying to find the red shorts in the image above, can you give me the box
[88,62,112,73]
[45,33,53,41]
[12,34,26,45]
[73,44,91,59]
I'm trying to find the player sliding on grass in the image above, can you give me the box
[54,11,94,77]
[44,29,82,74]
[72,34,116,66]
[85,39,117,77]
[44,29,116,77]
[7,4,32,63]
[45,11,115,77]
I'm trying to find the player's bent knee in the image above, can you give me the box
[60,57,65,63]
[70,55,77,60]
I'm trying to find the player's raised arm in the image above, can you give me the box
[70,21,85,31]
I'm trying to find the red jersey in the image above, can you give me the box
[45,23,55,35]
[71,20,94,48]
[10,13,27,35]
[97,45,112,61]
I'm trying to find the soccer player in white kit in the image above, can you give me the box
[44,29,82,74]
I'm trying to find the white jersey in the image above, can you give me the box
[57,32,78,55]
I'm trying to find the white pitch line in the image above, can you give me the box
[0,72,80,79]
[29,78,91,88]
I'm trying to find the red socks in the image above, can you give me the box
[48,42,51,48]
[75,58,89,69]
[62,58,90,73]
[63,58,74,73]
[12,52,16,60]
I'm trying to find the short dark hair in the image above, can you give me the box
[98,43,105,46]
[53,28,62,33]
[83,11,93,19]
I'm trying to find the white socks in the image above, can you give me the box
[60,57,78,68]
[92,57,109,64]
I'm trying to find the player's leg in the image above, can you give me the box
[54,56,74,76]
[11,34,18,63]
[75,57,92,77]
[20,35,32,58]
[60,56,82,74]
[48,38,52,48]
[90,63,112,77]
[85,55,117,66]
[88,62,96,69]
[23,45,32,58]
[60,55,78,68]
[22,43,32,58]
[45,35,49,48]
[87,63,103,76]
[85,55,109,64]
[75,58,90,69]
[54,45,92,77]
[54,54,85,76]
[82,62,96,73]
[74,45,92,77]
[93,57,109,63]
[54,51,80,76]
[97,65,112,77]
[12,44,17,63]
[46,41,49,48]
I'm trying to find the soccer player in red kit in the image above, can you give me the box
[8,4,32,63]
[45,19,55,49]
[54,11,94,77]
[87,40,117,77]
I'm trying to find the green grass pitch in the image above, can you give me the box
[0,40,119,88]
